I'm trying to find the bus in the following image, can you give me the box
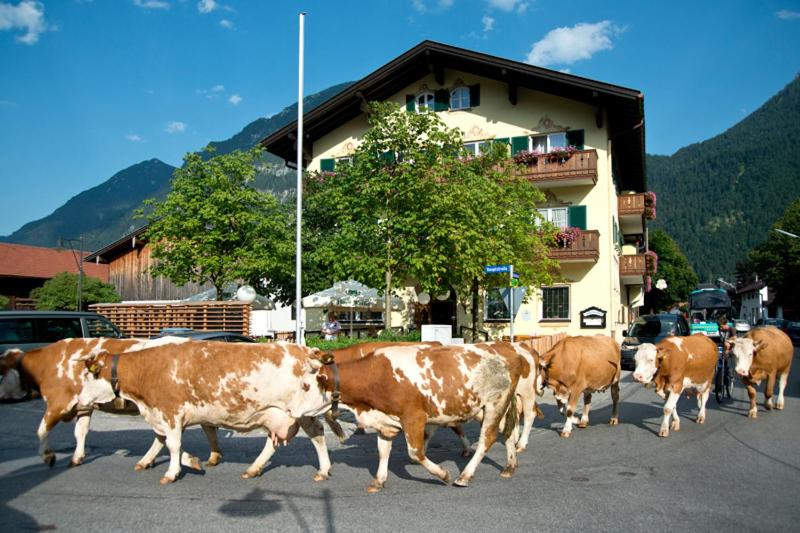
[688,288,734,339]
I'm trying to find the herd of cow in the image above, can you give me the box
[0,326,793,493]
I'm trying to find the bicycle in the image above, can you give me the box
[714,344,735,403]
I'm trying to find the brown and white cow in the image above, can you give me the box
[0,337,220,469]
[632,334,717,437]
[78,341,331,484]
[536,335,621,438]
[287,342,526,492]
[730,326,794,418]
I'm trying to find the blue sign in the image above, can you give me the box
[484,264,511,274]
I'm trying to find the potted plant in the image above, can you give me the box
[513,150,541,166]
[644,191,657,220]
[547,145,577,163]
[555,226,582,248]
[645,250,658,274]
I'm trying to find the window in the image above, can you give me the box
[450,86,470,110]
[40,318,82,342]
[463,141,490,156]
[416,92,434,113]
[86,317,121,338]
[538,207,569,229]
[484,287,526,322]
[530,132,567,153]
[541,286,570,320]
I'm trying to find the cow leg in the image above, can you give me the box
[776,372,788,410]
[501,416,520,479]
[696,386,711,424]
[560,392,581,438]
[368,435,393,493]
[299,417,331,482]
[160,427,183,484]
[37,409,64,467]
[516,392,536,452]
[135,435,165,471]
[764,373,776,411]
[201,424,223,467]
[579,391,592,428]
[69,413,92,467]
[451,425,473,457]
[241,438,277,479]
[609,382,620,426]
[455,405,502,487]
[745,380,758,418]
[403,415,451,486]
[659,390,680,437]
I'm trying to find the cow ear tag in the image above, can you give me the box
[321,352,335,365]
[88,364,99,375]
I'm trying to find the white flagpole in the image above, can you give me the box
[295,12,306,345]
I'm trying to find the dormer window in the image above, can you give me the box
[416,92,435,113]
[450,86,470,110]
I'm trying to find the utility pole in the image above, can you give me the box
[60,236,85,311]
[295,11,306,345]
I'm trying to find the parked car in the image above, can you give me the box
[734,319,751,334]
[786,322,800,346]
[620,313,691,370]
[0,311,124,353]
[157,328,255,343]
[755,317,789,331]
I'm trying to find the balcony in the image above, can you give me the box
[515,149,598,188]
[548,229,599,263]
[620,253,646,285]
[618,192,645,235]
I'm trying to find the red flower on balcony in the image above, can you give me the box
[644,191,657,220]
[555,226,582,247]
[645,250,658,274]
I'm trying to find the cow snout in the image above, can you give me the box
[736,368,748,377]
[633,372,643,382]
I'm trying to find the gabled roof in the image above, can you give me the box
[260,40,646,190]
[84,225,148,264]
[0,242,109,282]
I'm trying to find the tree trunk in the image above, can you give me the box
[471,277,480,342]
[384,269,392,331]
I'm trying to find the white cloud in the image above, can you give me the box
[228,94,242,106]
[482,15,495,32]
[486,0,528,13]
[526,20,622,67]
[164,121,187,133]
[411,0,454,13]
[125,133,145,142]
[196,84,225,98]
[133,0,170,9]
[219,18,233,29]
[211,84,224,92]
[776,9,800,20]
[197,0,216,13]
[0,0,49,45]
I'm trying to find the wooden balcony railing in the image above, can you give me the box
[620,254,646,280]
[515,149,598,187]
[618,193,645,217]
[548,230,599,262]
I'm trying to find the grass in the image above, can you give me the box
[305,329,422,351]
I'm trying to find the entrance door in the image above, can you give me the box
[430,288,457,337]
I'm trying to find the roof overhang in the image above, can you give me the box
[260,40,646,191]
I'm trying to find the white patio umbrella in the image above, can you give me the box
[302,280,402,336]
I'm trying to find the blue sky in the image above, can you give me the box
[1,0,799,237]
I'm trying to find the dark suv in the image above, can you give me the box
[620,313,691,369]
[0,311,124,353]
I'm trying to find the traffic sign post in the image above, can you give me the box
[484,264,516,342]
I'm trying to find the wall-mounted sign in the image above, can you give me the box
[580,306,607,329]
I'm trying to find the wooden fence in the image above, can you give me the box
[90,301,250,338]
[502,332,567,353]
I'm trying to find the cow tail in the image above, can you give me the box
[324,411,347,442]
[502,394,519,440]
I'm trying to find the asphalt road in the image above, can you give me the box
[1,348,799,532]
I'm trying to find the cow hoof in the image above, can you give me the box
[658,429,669,438]
[748,410,758,419]
[609,418,619,426]
[578,420,588,429]
[764,402,773,411]
[134,462,153,471]
[560,431,572,439]
[453,475,470,487]
[697,416,705,425]
[313,472,330,482]
[241,469,261,479]
[366,480,384,493]
[159,475,176,485]
[776,402,784,411]
[461,448,474,458]
[206,453,222,467]
[187,457,203,472]
[68,458,83,468]
[500,466,516,478]
[670,421,680,431]
[515,445,526,453]
[43,452,55,468]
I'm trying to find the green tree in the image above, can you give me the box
[305,102,556,330]
[140,147,293,301]
[0,295,9,309]
[31,272,121,311]
[737,199,800,311]
[643,230,699,313]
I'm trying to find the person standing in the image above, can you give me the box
[321,311,342,340]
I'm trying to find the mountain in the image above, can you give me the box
[0,82,353,251]
[647,75,800,282]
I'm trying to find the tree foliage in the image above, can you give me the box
[304,102,556,329]
[31,272,121,311]
[140,147,294,302]
[643,230,699,312]
[736,198,800,311]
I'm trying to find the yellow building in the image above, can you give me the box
[261,41,650,342]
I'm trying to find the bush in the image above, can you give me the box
[304,329,422,351]
[30,272,121,311]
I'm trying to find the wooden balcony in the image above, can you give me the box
[548,230,599,263]
[620,254,646,285]
[515,149,598,188]
[618,192,645,235]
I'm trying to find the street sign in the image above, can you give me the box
[484,264,511,274]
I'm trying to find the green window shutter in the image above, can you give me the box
[433,89,450,111]
[511,136,529,155]
[469,84,481,107]
[493,137,510,146]
[568,205,587,230]
[320,158,335,172]
[566,129,585,150]
[380,151,396,163]
[405,94,415,112]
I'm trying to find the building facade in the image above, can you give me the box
[262,41,650,341]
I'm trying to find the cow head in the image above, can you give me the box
[632,343,661,383]
[730,338,764,377]
[286,353,335,419]
[76,353,116,406]
[0,349,26,400]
